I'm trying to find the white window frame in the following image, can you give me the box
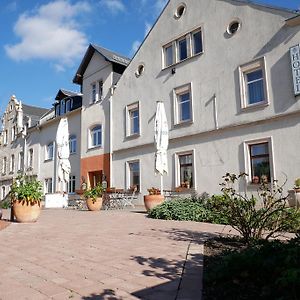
[126,102,140,137]
[174,150,196,189]
[163,27,203,69]
[243,137,275,185]
[69,135,77,154]
[89,125,102,149]
[2,157,7,174]
[68,175,76,194]
[28,149,33,168]
[10,154,15,173]
[173,83,193,125]
[239,57,269,109]
[3,130,8,145]
[45,178,53,194]
[1,186,5,200]
[18,152,24,171]
[126,160,141,191]
[46,142,54,161]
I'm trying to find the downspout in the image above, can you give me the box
[109,77,114,188]
[213,93,219,130]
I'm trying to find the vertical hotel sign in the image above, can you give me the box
[290,44,300,96]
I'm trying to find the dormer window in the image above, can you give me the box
[66,99,72,113]
[55,105,60,116]
[60,100,65,115]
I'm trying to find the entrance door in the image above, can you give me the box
[88,171,102,188]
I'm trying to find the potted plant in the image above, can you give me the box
[83,183,104,211]
[10,176,43,223]
[288,178,300,208]
[144,187,164,212]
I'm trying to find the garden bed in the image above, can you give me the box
[203,236,300,300]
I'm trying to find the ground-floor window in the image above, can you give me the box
[1,186,5,200]
[68,175,76,193]
[176,151,195,188]
[45,178,53,194]
[249,142,271,183]
[128,160,140,191]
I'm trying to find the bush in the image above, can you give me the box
[204,236,300,300]
[149,198,214,222]
[0,199,11,209]
[220,173,300,244]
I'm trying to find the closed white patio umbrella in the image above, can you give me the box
[56,117,71,193]
[154,101,169,193]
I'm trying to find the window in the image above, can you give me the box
[135,65,145,77]
[227,20,241,35]
[128,161,140,191]
[127,103,140,136]
[45,178,53,194]
[18,152,24,171]
[55,104,60,116]
[98,81,103,101]
[46,142,54,160]
[1,186,5,200]
[2,157,7,174]
[60,100,65,115]
[178,153,194,188]
[174,84,192,124]
[174,4,186,19]
[178,37,188,61]
[91,83,97,103]
[163,28,202,68]
[164,44,174,67]
[90,125,102,148]
[68,175,76,193]
[10,154,15,173]
[240,58,268,108]
[28,149,33,168]
[69,135,77,154]
[192,30,203,55]
[3,130,8,145]
[66,99,71,112]
[249,142,271,183]
[11,126,16,141]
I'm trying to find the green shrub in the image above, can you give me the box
[220,173,300,244]
[149,198,214,222]
[0,200,11,209]
[204,237,300,300]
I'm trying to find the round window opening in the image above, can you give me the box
[175,4,186,19]
[227,21,241,35]
[135,64,145,77]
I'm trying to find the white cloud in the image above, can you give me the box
[131,40,141,56]
[154,0,168,14]
[144,22,152,36]
[100,0,125,14]
[5,0,91,68]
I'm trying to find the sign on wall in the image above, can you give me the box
[290,44,300,96]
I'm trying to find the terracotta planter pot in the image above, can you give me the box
[13,200,41,223]
[86,197,103,211]
[144,195,164,212]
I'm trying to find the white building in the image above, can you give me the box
[111,0,300,201]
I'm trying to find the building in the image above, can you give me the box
[111,0,300,201]
[0,95,48,199]
[73,44,130,189]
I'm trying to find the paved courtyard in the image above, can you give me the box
[0,208,231,300]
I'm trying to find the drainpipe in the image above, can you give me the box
[213,93,219,130]
[109,83,115,188]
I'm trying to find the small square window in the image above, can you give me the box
[240,58,268,108]
[174,84,193,124]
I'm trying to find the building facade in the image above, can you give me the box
[111,0,300,201]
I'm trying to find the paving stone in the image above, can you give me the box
[0,208,231,300]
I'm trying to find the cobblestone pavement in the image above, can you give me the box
[0,208,232,300]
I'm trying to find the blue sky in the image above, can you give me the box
[0,0,299,111]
